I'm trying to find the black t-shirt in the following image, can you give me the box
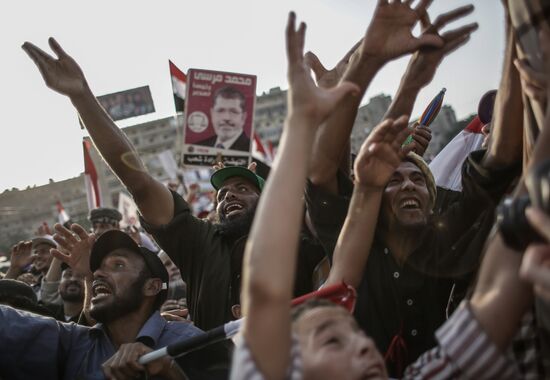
[142,191,325,331]
[305,150,519,376]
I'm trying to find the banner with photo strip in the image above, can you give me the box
[98,85,155,121]
[183,69,256,167]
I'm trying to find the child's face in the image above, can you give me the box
[294,306,387,380]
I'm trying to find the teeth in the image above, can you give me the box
[226,204,243,213]
[400,199,419,209]
[93,285,111,295]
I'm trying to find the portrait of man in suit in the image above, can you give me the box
[196,86,251,152]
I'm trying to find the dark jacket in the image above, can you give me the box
[142,191,326,331]
[305,150,520,377]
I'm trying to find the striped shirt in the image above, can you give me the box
[230,302,520,379]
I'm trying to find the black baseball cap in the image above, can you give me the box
[89,230,169,308]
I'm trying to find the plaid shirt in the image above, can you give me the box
[230,302,520,379]
[510,308,549,379]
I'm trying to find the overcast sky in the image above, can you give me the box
[0,0,504,192]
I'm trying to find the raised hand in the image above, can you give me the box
[304,40,361,89]
[361,0,444,63]
[9,241,34,272]
[286,12,359,125]
[404,4,477,89]
[50,223,96,277]
[354,115,412,188]
[22,38,89,98]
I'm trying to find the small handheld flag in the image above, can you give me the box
[404,88,446,146]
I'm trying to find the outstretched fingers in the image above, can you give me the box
[71,223,91,241]
[50,248,72,265]
[286,12,305,65]
[54,223,79,247]
[48,37,68,58]
[441,23,478,52]
[432,4,475,31]
[304,51,328,83]
[414,0,434,15]
[22,42,54,71]
[368,119,395,145]
[385,115,410,143]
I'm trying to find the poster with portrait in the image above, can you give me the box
[182,69,257,167]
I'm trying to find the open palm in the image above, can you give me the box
[51,223,96,277]
[361,0,443,62]
[22,37,88,97]
[354,116,412,188]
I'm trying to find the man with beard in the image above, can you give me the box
[196,86,251,152]
[0,229,222,380]
[22,39,326,330]
[42,264,87,324]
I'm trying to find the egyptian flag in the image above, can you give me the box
[83,139,102,210]
[56,201,71,228]
[251,133,273,165]
[169,60,186,113]
[429,116,484,192]
[251,132,273,180]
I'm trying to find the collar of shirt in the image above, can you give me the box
[214,131,242,150]
[89,311,167,348]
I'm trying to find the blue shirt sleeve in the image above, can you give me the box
[0,305,88,380]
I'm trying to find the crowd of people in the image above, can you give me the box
[1,0,550,379]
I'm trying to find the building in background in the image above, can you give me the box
[422,105,459,161]
[0,90,468,254]
[0,176,89,253]
[350,94,393,155]
[254,87,288,150]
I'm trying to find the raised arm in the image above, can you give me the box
[39,257,63,305]
[481,21,524,170]
[384,5,477,156]
[241,12,359,380]
[309,0,444,190]
[469,26,550,349]
[22,39,174,225]
[385,5,476,121]
[326,116,412,287]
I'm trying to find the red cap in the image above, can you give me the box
[291,282,357,313]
